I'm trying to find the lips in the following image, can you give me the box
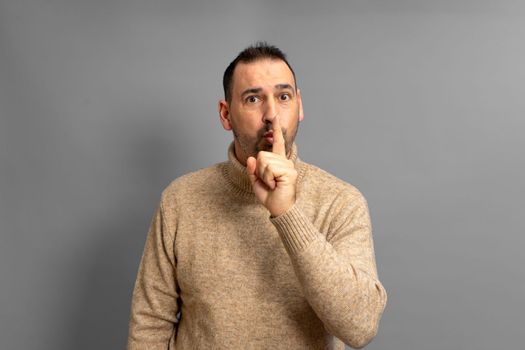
[263,131,274,144]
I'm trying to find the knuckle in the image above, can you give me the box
[256,159,266,170]
[264,166,275,180]
[257,151,268,160]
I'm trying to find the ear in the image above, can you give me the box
[218,99,232,130]
[297,89,304,121]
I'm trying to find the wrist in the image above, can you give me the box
[269,199,295,218]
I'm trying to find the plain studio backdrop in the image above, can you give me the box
[1,1,524,349]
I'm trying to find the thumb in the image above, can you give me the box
[246,156,257,185]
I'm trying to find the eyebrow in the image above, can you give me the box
[241,88,263,98]
[275,83,295,91]
[240,84,295,98]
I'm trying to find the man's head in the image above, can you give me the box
[219,42,304,166]
[222,43,298,103]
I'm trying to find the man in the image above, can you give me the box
[127,42,387,349]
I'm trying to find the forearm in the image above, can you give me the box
[127,204,180,349]
[127,270,179,348]
[271,204,387,348]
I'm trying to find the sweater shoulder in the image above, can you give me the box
[298,160,368,205]
[159,162,226,205]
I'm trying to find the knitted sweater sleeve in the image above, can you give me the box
[127,201,179,350]
[270,191,387,349]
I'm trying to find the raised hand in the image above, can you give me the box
[246,115,298,217]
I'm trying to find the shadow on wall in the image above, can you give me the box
[62,112,191,349]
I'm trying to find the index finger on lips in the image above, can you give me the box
[272,115,286,157]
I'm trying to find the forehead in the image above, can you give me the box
[232,59,295,93]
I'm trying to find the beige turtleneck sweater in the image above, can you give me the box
[127,142,387,349]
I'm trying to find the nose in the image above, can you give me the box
[262,98,279,124]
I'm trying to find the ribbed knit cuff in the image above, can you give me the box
[270,204,320,256]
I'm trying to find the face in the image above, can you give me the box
[219,58,304,165]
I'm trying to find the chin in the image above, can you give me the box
[263,144,273,151]
[255,141,270,153]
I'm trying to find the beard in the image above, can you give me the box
[232,121,299,160]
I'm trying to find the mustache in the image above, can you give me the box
[256,125,287,138]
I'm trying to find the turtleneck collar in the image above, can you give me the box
[222,141,305,197]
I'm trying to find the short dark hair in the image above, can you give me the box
[222,42,297,102]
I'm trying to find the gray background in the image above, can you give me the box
[1,1,524,349]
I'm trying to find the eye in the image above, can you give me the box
[279,93,291,101]
[246,95,260,104]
